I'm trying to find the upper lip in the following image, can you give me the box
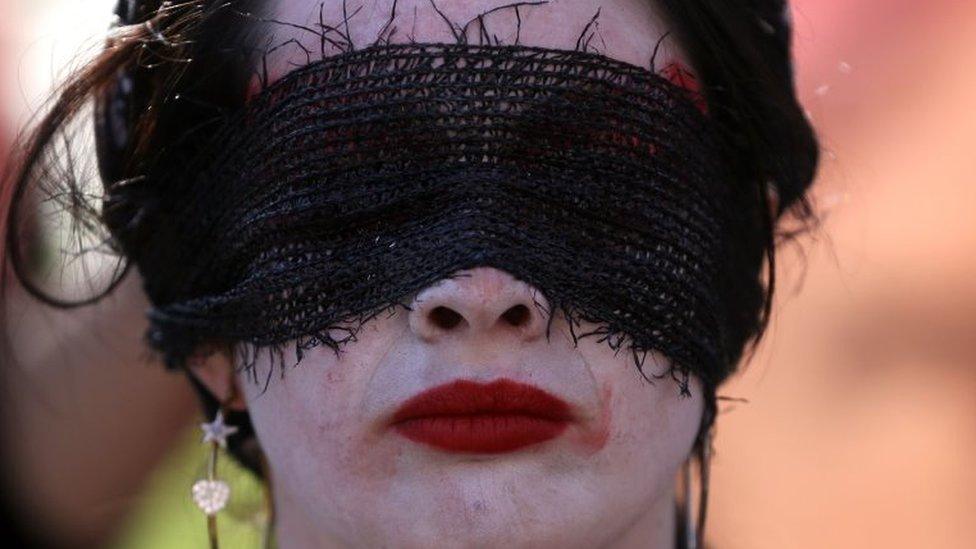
[390,378,575,424]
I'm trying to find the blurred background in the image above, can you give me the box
[1,0,974,547]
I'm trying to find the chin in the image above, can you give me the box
[352,472,618,549]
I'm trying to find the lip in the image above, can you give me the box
[389,378,574,454]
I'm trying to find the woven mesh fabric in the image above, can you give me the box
[138,42,741,397]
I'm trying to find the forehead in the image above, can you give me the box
[260,0,682,85]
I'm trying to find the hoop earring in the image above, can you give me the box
[683,426,713,549]
[697,427,712,547]
[682,457,698,549]
[192,409,239,549]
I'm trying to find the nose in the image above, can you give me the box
[408,267,551,343]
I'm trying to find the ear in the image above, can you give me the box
[186,347,247,411]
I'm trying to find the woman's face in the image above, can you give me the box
[221,1,705,547]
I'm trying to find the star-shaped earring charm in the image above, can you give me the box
[200,410,239,448]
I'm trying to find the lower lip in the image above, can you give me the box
[394,414,570,454]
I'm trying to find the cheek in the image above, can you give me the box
[238,320,405,506]
[240,350,358,481]
[575,340,704,486]
[618,364,702,460]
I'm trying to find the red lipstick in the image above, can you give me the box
[390,379,573,454]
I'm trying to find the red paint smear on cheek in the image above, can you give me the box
[661,61,709,115]
[571,384,613,455]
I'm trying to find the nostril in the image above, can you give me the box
[429,306,464,330]
[500,304,531,327]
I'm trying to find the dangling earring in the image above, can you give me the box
[192,409,239,549]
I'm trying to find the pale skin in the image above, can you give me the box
[192,3,706,548]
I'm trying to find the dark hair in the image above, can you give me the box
[1,0,818,541]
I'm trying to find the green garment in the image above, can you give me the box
[110,426,270,549]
